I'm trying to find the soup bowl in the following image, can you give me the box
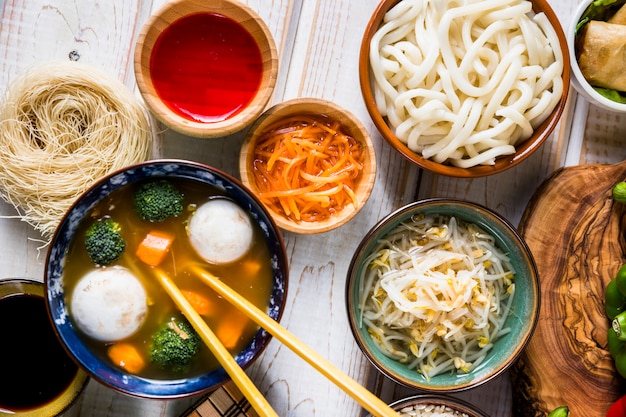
[360,0,570,177]
[134,0,279,138]
[45,159,288,399]
[346,199,540,392]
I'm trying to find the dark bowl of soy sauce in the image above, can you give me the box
[0,278,89,416]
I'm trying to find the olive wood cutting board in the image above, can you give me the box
[511,161,626,416]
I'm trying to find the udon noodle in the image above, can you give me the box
[369,0,563,167]
[357,213,515,379]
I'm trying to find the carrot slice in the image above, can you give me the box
[216,316,250,350]
[107,343,145,374]
[136,230,175,267]
[181,289,213,316]
[251,114,365,223]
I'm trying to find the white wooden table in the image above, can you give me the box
[0,0,614,416]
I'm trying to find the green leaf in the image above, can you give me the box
[594,87,626,104]
[576,0,626,35]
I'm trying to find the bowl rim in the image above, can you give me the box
[239,97,377,234]
[567,0,626,112]
[345,198,541,392]
[386,394,490,417]
[44,158,289,399]
[133,0,279,138]
[359,0,571,178]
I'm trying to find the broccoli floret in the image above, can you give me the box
[133,179,184,222]
[150,317,200,373]
[84,218,125,266]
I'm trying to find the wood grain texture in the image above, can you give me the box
[511,162,626,416]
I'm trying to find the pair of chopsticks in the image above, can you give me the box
[154,270,278,416]
[153,265,400,417]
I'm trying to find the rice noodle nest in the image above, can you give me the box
[0,61,155,239]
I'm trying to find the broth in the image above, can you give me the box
[62,177,274,380]
[0,294,78,411]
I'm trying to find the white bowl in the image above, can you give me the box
[568,0,626,112]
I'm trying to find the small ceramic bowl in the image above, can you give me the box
[239,97,376,234]
[360,0,570,177]
[568,0,626,112]
[0,278,89,416]
[134,0,278,138]
[346,199,540,392]
[45,159,288,399]
[377,394,490,417]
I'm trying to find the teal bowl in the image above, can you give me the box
[345,198,540,392]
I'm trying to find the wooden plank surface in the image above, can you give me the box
[0,0,623,416]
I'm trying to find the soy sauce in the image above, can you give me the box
[150,12,263,123]
[0,294,78,412]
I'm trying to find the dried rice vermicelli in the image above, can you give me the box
[0,61,155,240]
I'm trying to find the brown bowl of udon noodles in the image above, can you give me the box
[360,0,570,177]
[345,199,540,392]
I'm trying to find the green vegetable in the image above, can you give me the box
[614,344,626,379]
[576,0,626,33]
[133,179,184,222]
[84,218,125,266]
[614,311,626,341]
[606,279,626,319]
[609,325,626,357]
[613,182,626,204]
[594,88,626,104]
[605,265,626,378]
[150,317,200,373]
[615,264,626,297]
[547,406,569,417]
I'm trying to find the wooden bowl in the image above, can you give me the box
[360,0,570,178]
[239,98,376,234]
[134,0,278,138]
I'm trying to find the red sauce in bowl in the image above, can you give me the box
[150,12,263,123]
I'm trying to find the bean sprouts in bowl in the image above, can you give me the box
[345,199,540,392]
[359,0,570,177]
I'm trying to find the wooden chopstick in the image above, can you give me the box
[188,264,401,417]
[152,268,279,417]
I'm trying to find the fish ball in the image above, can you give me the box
[70,267,148,342]
[188,199,253,264]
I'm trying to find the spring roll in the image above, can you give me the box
[609,3,626,25]
[578,20,626,91]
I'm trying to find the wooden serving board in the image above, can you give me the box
[511,162,626,416]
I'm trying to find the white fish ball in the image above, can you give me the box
[188,199,254,264]
[70,267,148,342]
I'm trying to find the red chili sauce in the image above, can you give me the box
[150,12,263,123]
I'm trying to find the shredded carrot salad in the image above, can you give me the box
[252,115,365,223]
